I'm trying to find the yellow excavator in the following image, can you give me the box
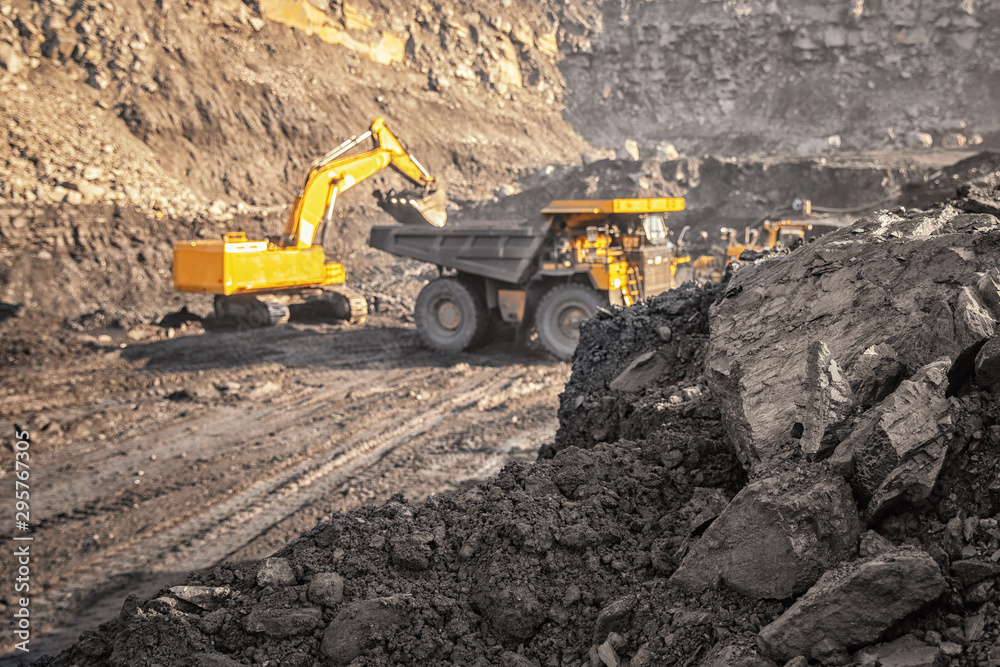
[172,117,446,326]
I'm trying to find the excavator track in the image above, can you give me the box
[257,300,293,327]
[339,288,369,324]
[301,287,368,324]
[214,295,291,328]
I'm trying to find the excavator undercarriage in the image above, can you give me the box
[212,286,368,328]
[213,295,291,328]
[295,287,369,324]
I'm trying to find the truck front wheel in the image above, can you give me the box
[535,283,605,361]
[414,277,489,353]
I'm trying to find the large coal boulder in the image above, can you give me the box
[321,595,414,666]
[833,357,955,523]
[758,547,946,662]
[669,467,861,599]
[707,207,1000,473]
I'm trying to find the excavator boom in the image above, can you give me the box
[281,117,446,249]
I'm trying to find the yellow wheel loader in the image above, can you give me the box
[172,117,446,326]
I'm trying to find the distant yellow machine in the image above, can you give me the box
[173,117,445,326]
[680,216,815,284]
[720,219,815,261]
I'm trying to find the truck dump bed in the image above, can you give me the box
[368,219,551,284]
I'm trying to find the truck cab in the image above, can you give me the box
[536,198,688,309]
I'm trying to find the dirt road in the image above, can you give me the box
[0,317,568,662]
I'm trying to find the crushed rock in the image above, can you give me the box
[39,409,762,666]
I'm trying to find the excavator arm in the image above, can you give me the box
[280,117,446,249]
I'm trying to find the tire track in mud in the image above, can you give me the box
[146,365,526,573]
[6,350,559,658]
[0,321,569,661]
[228,416,560,562]
[30,365,441,522]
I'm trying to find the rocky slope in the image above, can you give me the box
[0,0,594,211]
[563,0,1000,157]
[2,0,997,218]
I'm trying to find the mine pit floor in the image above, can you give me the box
[0,317,568,662]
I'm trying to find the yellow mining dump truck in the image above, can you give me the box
[369,197,688,360]
[173,117,446,327]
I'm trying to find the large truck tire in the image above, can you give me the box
[535,283,605,361]
[414,277,489,353]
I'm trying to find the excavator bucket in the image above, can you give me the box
[376,188,448,227]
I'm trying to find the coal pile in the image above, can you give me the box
[670,166,1000,664]
[41,421,761,667]
[38,168,1000,666]
[546,281,722,459]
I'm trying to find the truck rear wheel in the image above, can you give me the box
[535,283,605,361]
[415,277,489,353]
